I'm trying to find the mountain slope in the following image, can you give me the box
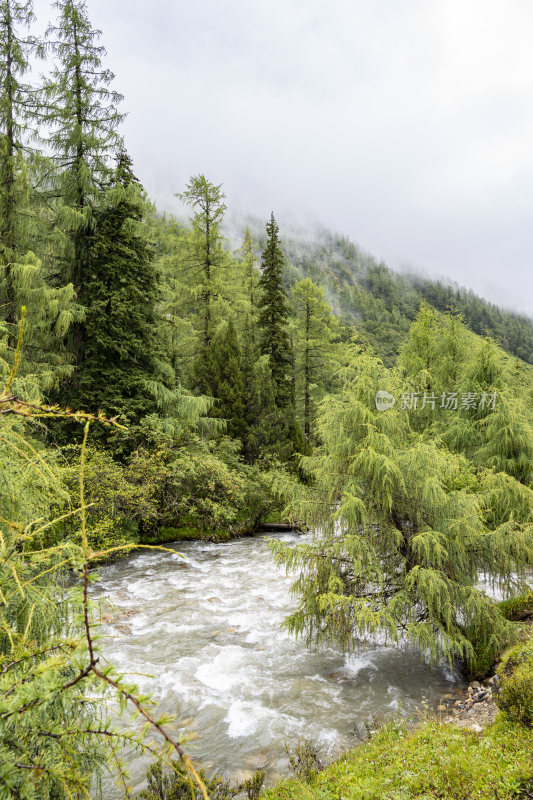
[252,225,533,365]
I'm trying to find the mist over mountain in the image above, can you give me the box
[223,215,533,365]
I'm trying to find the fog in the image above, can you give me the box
[32,0,533,316]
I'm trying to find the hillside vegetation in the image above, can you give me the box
[0,0,532,797]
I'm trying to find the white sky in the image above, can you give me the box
[33,0,533,318]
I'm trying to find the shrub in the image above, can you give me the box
[497,590,533,621]
[495,631,533,726]
[284,738,323,783]
[139,761,264,800]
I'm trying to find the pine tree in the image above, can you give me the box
[43,0,124,375]
[292,277,339,442]
[198,320,246,441]
[72,151,164,426]
[258,212,293,408]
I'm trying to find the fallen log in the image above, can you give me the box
[256,522,302,533]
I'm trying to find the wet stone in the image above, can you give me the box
[114,623,132,635]
[328,670,351,684]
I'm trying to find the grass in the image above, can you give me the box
[263,717,533,800]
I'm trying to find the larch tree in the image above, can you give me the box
[270,331,533,668]
[0,0,75,383]
[291,277,339,442]
[0,0,36,333]
[42,0,124,377]
[177,175,227,352]
[234,226,260,343]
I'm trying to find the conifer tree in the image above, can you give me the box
[177,175,227,351]
[234,226,260,343]
[151,211,196,384]
[43,0,124,375]
[0,0,76,380]
[258,212,293,408]
[198,319,246,441]
[72,151,164,427]
[270,342,533,666]
[0,0,36,333]
[240,323,266,462]
[292,277,339,442]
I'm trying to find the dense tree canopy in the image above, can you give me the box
[0,1,532,795]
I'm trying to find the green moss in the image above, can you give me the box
[141,526,232,544]
[263,718,533,800]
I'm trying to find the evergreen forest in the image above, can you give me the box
[0,1,532,798]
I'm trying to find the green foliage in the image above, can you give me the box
[128,433,279,538]
[196,319,246,441]
[42,0,125,395]
[177,174,228,352]
[1,1,533,792]
[497,590,533,621]
[140,761,264,800]
[270,319,533,665]
[0,0,76,384]
[259,212,293,408]
[495,630,533,726]
[0,0,38,260]
[263,718,533,800]
[0,361,209,798]
[60,443,154,552]
[43,0,124,220]
[284,738,323,782]
[291,277,341,442]
[152,525,231,543]
[72,153,168,427]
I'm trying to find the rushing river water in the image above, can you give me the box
[94,532,465,794]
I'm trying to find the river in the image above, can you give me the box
[93,532,465,794]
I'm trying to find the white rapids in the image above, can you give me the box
[93,532,464,794]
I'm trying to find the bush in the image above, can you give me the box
[139,761,264,800]
[129,438,280,538]
[495,631,533,726]
[60,444,155,553]
[284,738,323,783]
[498,590,533,621]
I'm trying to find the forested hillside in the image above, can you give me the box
[0,1,532,797]
[237,224,533,365]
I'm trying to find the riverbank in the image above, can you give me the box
[263,609,533,800]
[262,715,533,800]
[141,520,301,545]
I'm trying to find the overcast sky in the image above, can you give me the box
[34,0,533,318]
